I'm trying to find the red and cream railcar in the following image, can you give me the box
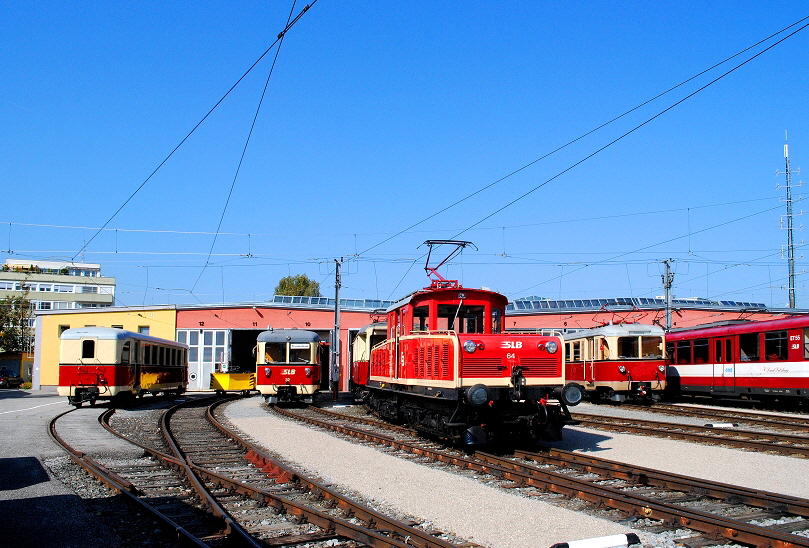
[58,327,188,407]
[666,317,809,404]
[563,324,667,402]
[350,322,387,398]
[256,329,324,404]
[357,280,581,445]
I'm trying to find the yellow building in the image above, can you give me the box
[34,305,177,388]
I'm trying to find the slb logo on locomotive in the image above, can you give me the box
[501,341,523,349]
[282,369,296,375]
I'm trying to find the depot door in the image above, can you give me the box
[177,329,229,390]
[712,337,735,392]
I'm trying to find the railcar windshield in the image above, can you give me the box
[641,336,663,358]
[617,337,639,359]
[289,343,312,363]
[264,343,286,363]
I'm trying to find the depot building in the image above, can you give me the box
[32,293,800,391]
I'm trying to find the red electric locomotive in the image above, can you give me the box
[666,316,809,405]
[562,323,667,402]
[256,329,325,404]
[58,327,188,407]
[353,241,582,445]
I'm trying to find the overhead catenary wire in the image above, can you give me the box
[192,0,299,292]
[355,15,809,257]
[70,1,318,263]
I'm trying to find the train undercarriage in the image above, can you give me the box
[365,385,577,445]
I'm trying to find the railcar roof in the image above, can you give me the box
[257,329,320,343]
[563,323,665,340]
[59,327,188,348]
[666,314,809,339]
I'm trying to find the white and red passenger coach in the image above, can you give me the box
[665,316,809,404]
[58,327,188,407]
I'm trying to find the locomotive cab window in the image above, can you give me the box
[764,330,788,361]
[289,343,312,363]
[435,304,485,334]
[82,339,95,359]
[641,336,663,358]
[491,307,502,334]
[264,343,286,363]
[412,306,428,332]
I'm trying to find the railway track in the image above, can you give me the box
[50,396,470,547]
[572,412,809,458]
[271,404,809,547]
[622,402,809,433]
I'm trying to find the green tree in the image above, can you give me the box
[0,294,33,352]
[274,274,322,297]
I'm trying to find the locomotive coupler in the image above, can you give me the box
[510,366,526,401]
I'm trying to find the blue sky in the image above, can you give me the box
[3,2,808,308]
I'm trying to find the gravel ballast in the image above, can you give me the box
[225,399,637,547]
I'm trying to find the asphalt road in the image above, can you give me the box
[0,388,124,548]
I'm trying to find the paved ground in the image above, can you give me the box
[0,388,124,548]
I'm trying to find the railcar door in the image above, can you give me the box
[712,337,736,393]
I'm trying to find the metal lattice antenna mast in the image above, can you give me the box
[777,131,801,308]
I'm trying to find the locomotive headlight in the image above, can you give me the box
[467,383,490,406]
[463,340,478,353]
[545,340,558,354]
[305,367,312,378]
[264,368,272,378]
[618,365,627,374]
[658,365,666,373]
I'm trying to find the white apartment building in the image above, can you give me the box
[1,259,116,310]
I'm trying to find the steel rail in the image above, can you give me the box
[160,399,267,548]
[514,448,809,517]
[207,400,463,548]
[573,413,809,457]
[624,402,809,430]
[48,408,210,548]
[274,406,809,547]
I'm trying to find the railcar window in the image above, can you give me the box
[600,339,611,360]
[693,339,709,364]
[264,343,285,363]
[805,329,809,359]
[412,306,428,332]
[617,337,639,359]
[641,336,663,358]
[144,345,151,365]
[666,342,675,361]
[572,341,581,361]
[159,346,165,365]
[289,343,312,363]
[82,340,95,359]
[739,333,759,361]
[764,331,788,361]
[675,341,691,364]
[121,342,131,364]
